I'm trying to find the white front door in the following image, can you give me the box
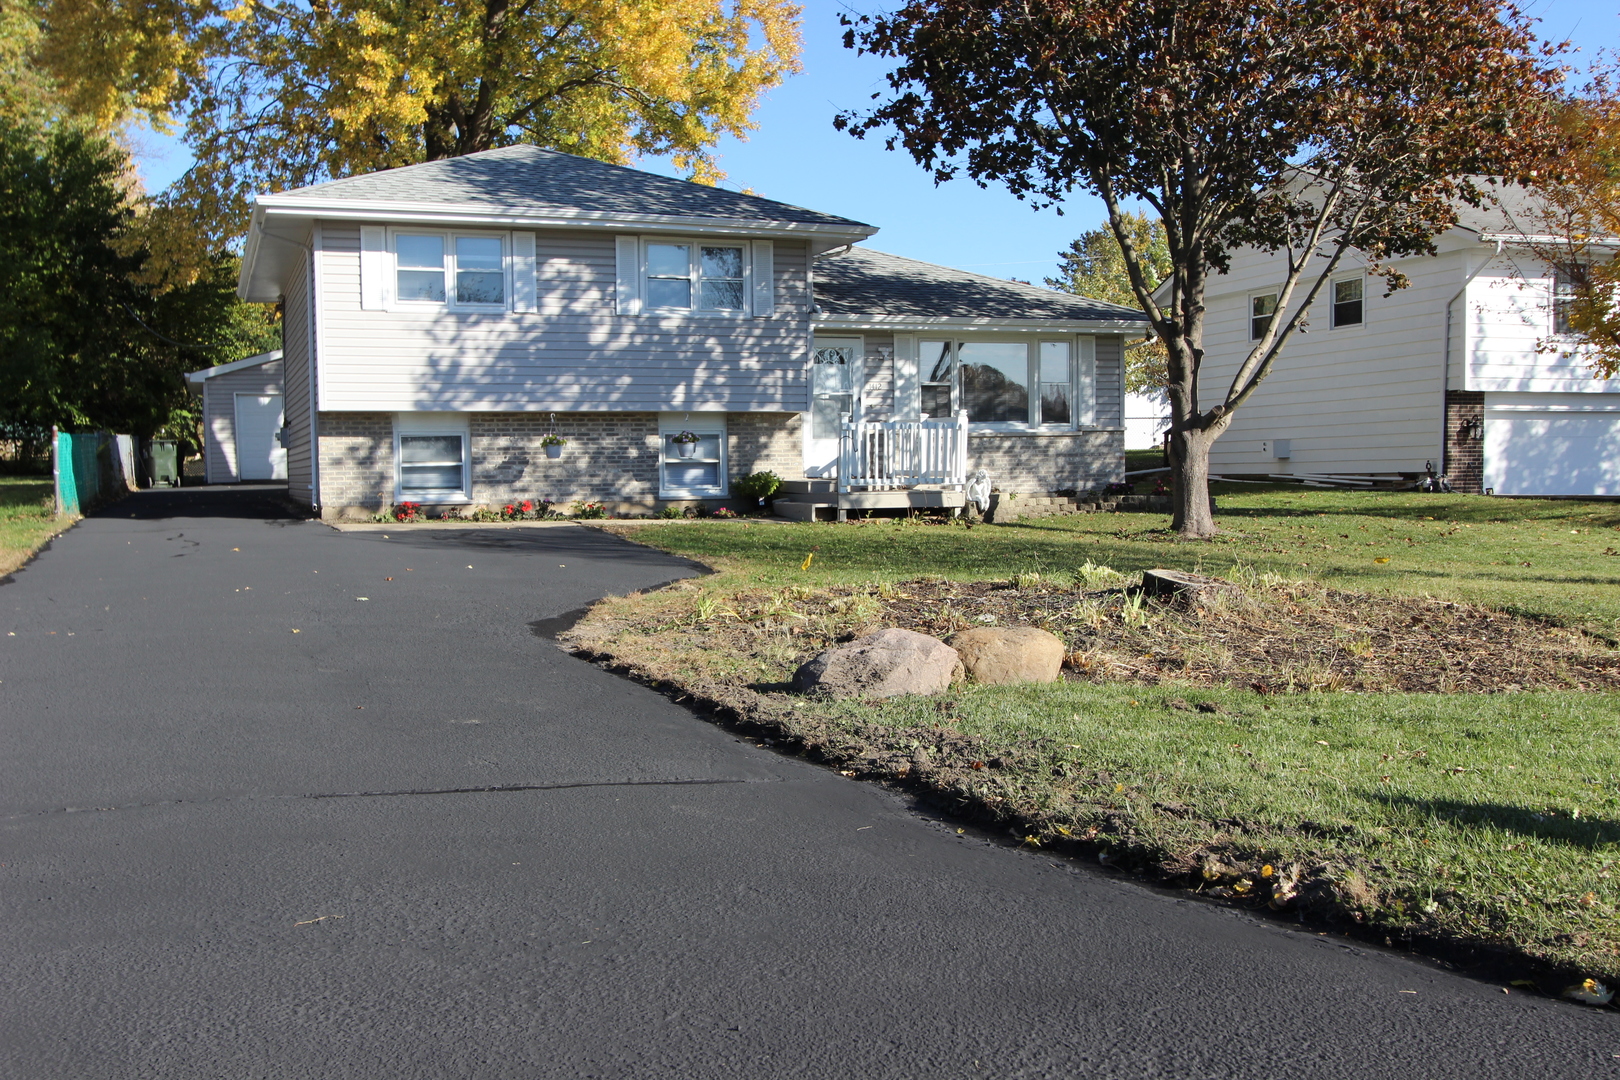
[235,394,287,481]
[804,338,862,478]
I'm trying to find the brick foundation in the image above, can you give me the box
[967,429,1125,494]
[315,410,803,519]
[1443,391,1485,494]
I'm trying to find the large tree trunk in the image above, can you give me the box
[1168,424,1219,538]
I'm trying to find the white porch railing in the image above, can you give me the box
[837,412,970,494]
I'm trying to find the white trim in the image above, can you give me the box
[384,227,512,313]
[813,314,1148,332]
[393,412,472,503]
[614,235,642,316]
[307,235,322,509]
[313,224,328,414]
[186,349,283,384]
[657,412,728,499]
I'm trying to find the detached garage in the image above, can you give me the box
[186,351,288,484]
[1483,393,1620,497]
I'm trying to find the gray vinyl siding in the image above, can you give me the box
[317,225,813,413]
[1095,334,1124,428]
[282,252,315,506]
[202,360,283,483]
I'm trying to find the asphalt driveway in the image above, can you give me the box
[1,487,1615,1078]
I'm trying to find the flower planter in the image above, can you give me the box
[545,444,562,460]
[674,441,697,459]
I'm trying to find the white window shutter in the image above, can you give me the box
[751,240,775,317]
[891,334,920,420]
[1079,335,1098,427]
[615,235,642,316]
[360,226,387,310]
[511,231,537,313]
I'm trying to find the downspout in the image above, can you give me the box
[1440,239,1503,473]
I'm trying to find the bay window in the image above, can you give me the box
[916,337,1093,429]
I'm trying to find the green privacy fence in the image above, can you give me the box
[54,431,105,516]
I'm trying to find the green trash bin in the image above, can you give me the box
[144,439,178,488]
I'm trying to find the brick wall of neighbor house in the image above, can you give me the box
[727,412,801,482]
[317,412,395,516]
[1444,390,1485,493]
[968,430,1125,494]
[471,412,661,510]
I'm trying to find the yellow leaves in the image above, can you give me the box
[1562,978,1614,1006]
[801,552,814,571]
[1373,556,1391,564]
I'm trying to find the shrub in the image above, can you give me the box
[657,504,685,519]
[391,502,423,522]
[732,471,783,502]
[572,501,608,519]
[711,506,738,518]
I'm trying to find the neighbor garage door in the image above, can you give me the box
[1483,402,1620,496]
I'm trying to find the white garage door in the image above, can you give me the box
[234,394,287,481]
[1484,409,1620,496]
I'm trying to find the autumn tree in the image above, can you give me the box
[1515,91,1620,377]
[1047,212,1170,397]
[839,0,1562,536]
[26,0,802,262]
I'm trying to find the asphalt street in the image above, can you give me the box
[1,486,1615,1079]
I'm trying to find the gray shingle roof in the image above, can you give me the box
[813,247,1147,322]
[272,145,872,229]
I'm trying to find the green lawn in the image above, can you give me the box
[0,477,58,576]
[591,486,1620,988]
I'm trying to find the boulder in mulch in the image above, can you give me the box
[792,627,961,699]
[948,626,1066,685]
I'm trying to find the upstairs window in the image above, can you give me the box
[1331,277,1363,328]
[392,231,507,310]
[1251,293,1278,341]
[396,234,446,303]
[645,241,748,312]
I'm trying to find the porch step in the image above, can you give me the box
[777,478,837,496]
[772,500,832,522]
[772,489,969,521]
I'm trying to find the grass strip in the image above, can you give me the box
[0,478,61,577]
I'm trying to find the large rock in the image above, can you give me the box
[948,627,1066,685]
[792,628,960,699]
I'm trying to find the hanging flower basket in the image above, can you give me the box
[541,432,566,459]
[670,430,701,459]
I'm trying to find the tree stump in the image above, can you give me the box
[1140,568,1243,605]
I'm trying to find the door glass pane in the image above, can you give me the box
[812,394,852,439]
[665,462,719,489]
[647,278,692,308]
[959,341,1030,423]
[646,244,690,277]
[701,279,745,309]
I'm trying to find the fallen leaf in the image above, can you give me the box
[1563,979,1614,1006]
[1374,557,1390,564]
[293,914,344,927]
[291,629,300,633]
[355,597,369,602]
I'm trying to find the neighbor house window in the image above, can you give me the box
[645,241,747,312]
[917,337,1091,429]
[393,231,507,309]
[658,414,727,498]
[1554,266,1586,336]
[1331,277,1363,328]
[1251,293,1278,340]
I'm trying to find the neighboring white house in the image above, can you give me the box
[1189,189,1620,496]
[233,146,1149,519]
[185,350,288,484]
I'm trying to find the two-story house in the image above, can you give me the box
[235,146,1147,519]
[1195,190,1620,496]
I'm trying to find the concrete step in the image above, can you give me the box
[772,500,828,522]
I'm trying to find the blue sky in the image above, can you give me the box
[130,0,1620,281]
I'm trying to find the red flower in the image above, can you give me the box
[521,500,533,512]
